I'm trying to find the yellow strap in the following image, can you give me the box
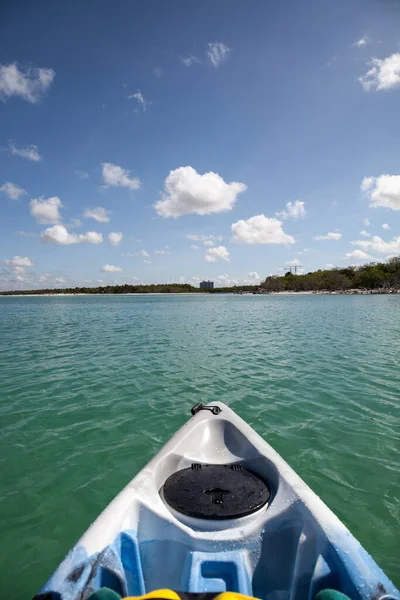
[124,592,259,600]
[124,591,181,600]
[214,593,259,600]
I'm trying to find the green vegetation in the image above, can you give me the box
[0,283,257,296]
[1,257,399,295]
[262,257,400,292]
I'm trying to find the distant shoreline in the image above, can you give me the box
[1,289,399,297]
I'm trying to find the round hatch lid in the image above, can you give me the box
[162,463,270,520]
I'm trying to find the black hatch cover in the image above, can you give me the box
[162,463,270,520]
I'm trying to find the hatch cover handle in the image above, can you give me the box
[191,403,221,416]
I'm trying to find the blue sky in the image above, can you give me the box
[1,0,400,290]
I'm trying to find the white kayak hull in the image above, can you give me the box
[35,402,399,600]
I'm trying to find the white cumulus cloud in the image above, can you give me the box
[102,162,141,190]
[101,264,122,272]
[359,230,370,237]
[154,249,171,255]
[155,166,246,217]
[382,223,391,230]
[276,200,306,220]
[361,174,400,210]
[360,53,400,91]
[231,214,295,245]
[214,274,238,286]
[0,182,27,200]
[10,143,41,161]
[108,232,123,246]
[140,249,150,257]
[351,235,400,255]
[30,196,62,224]
[344,250,372,260]
[205,246,230,262]
[2,256,34,267]
[83,207,111,223]
[41,225,103,245]
[314,232,342,241]
[247,271,261,282]
[206,42,230,67]
[0,62,55,103]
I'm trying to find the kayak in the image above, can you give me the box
[34,402,399,600]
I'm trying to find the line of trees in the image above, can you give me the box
[0,282,258,296]
[262,257,400,292]
[1,257,399,296]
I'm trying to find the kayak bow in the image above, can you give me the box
[34,402,399,600]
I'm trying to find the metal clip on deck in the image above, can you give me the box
[191,402,221,416]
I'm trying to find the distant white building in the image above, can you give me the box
[200,280,214,289]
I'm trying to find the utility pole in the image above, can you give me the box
[280,265,303,275]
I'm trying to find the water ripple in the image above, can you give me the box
[0,294,399,597]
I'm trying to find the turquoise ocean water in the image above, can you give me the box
[0,294,399,598]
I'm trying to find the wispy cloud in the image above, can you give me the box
[75,170,89,180]
[206,42,231,68]
[154,67,163,78]
[0,62,55,103]
[314,231,342,241]
[181,54,200,67]
[353,35,369,48]
[186,233,223,244]
[128,89,148,112]
[0,182,27,200]
[15,231,36,237]
[324,55,337,69]
[10,143,41,162]
[102,162,141,190]
[83,207,111,223]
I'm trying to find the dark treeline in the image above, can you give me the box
[262,257,400,292]
[0,283,258,296]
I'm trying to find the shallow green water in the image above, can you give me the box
[0,294,399,598]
